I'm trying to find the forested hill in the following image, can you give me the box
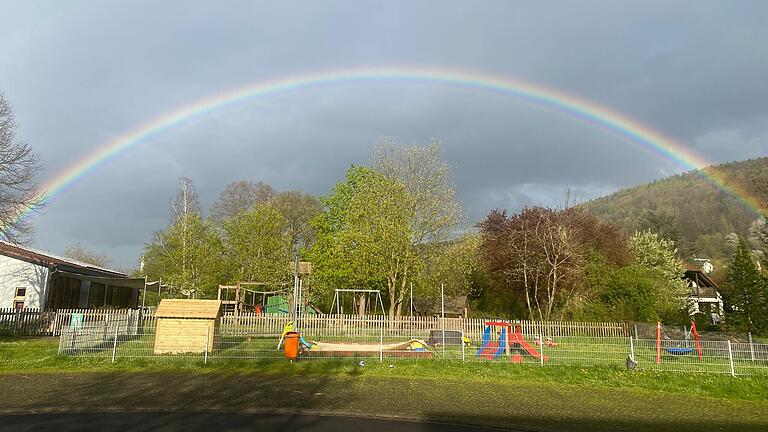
[582,157,768,260]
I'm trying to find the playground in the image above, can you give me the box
[48,305,768,377]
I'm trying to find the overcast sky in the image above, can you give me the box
[1,1,767,269]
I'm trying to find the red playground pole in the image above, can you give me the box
[690,320,703,361]
[656,321,661,364]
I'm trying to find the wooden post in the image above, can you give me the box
[205,326,210,364]
[235,283,241,318]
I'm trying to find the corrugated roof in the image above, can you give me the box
[155,299,222,319]
[0,240,126,277]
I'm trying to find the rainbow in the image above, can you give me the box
[17,66,767,228]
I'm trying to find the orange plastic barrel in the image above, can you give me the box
[284,331,300,359]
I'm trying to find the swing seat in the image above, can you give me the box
[666,347,693,355]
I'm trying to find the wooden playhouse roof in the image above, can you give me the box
[155,299,222,319]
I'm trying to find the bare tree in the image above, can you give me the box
[0,93,41,243]
[209,180,275,225]
[170,177,200,222]
[63,243,110,268]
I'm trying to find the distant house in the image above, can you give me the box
[0,241,145,310]
[412,295,470,318]
[683,268,724,324]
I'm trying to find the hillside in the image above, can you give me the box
[582,157,768,260]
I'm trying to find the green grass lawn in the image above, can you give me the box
[2,335,767,402]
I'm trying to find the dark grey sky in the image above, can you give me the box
[1,1,767,269]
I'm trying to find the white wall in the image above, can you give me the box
[0,255,49,309]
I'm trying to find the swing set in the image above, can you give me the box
[655,320,703,364]
[328,289,386,315]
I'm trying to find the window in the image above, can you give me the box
[13,287,27,309]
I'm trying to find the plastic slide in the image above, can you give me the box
[509,327,548,362]
[494,327,508,359]
[475,326,509,360]
[476,326,498,359]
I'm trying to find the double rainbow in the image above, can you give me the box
[20,66,767,228]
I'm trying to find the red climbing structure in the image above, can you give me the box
[478,321,548,362]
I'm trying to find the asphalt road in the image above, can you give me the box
[0,412,497,432]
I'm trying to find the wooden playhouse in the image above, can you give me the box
[153,299,222,354]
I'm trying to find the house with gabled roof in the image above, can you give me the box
[0,241,145,310]
[683,266,724,324]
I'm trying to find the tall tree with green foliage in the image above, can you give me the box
[373,139,462,314]
[143,213,223,298]
[309,166,415,317]
[722,239,767,334]
[416,234,480,298]
[628,230,687,317]
[270,190,322,253]
[222,203,291,284]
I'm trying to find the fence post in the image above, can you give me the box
[539,332,545,367]
[748,332,755,362]
[379,319,383,363]
[727,340,735,377]
[111,322,120,364]
[461,330,465,363]
[205,326,210,365]
[13,309,20,336]
[629,336,635,362]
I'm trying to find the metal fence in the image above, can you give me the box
[57,315,768,376]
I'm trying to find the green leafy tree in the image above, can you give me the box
[628,230,687,317]
[416,234,480,298]
[269,190,322,253]
[373,139,462,314]
[722,239,767,334]
[143,213,223,298]
[579,252,682,322]
[222,203,291,283]
[309,166,415,317]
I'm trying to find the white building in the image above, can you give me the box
[683,268,724,324]
[0,241,144,310]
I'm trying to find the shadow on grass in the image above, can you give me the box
[1,370,767,432]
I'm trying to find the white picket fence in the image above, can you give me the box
[0,308,148,336]
[218,313,631,340]
[1,307,630,339]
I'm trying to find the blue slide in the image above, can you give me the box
[494,327,507,359]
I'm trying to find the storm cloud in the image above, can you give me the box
[1,1,767,268]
